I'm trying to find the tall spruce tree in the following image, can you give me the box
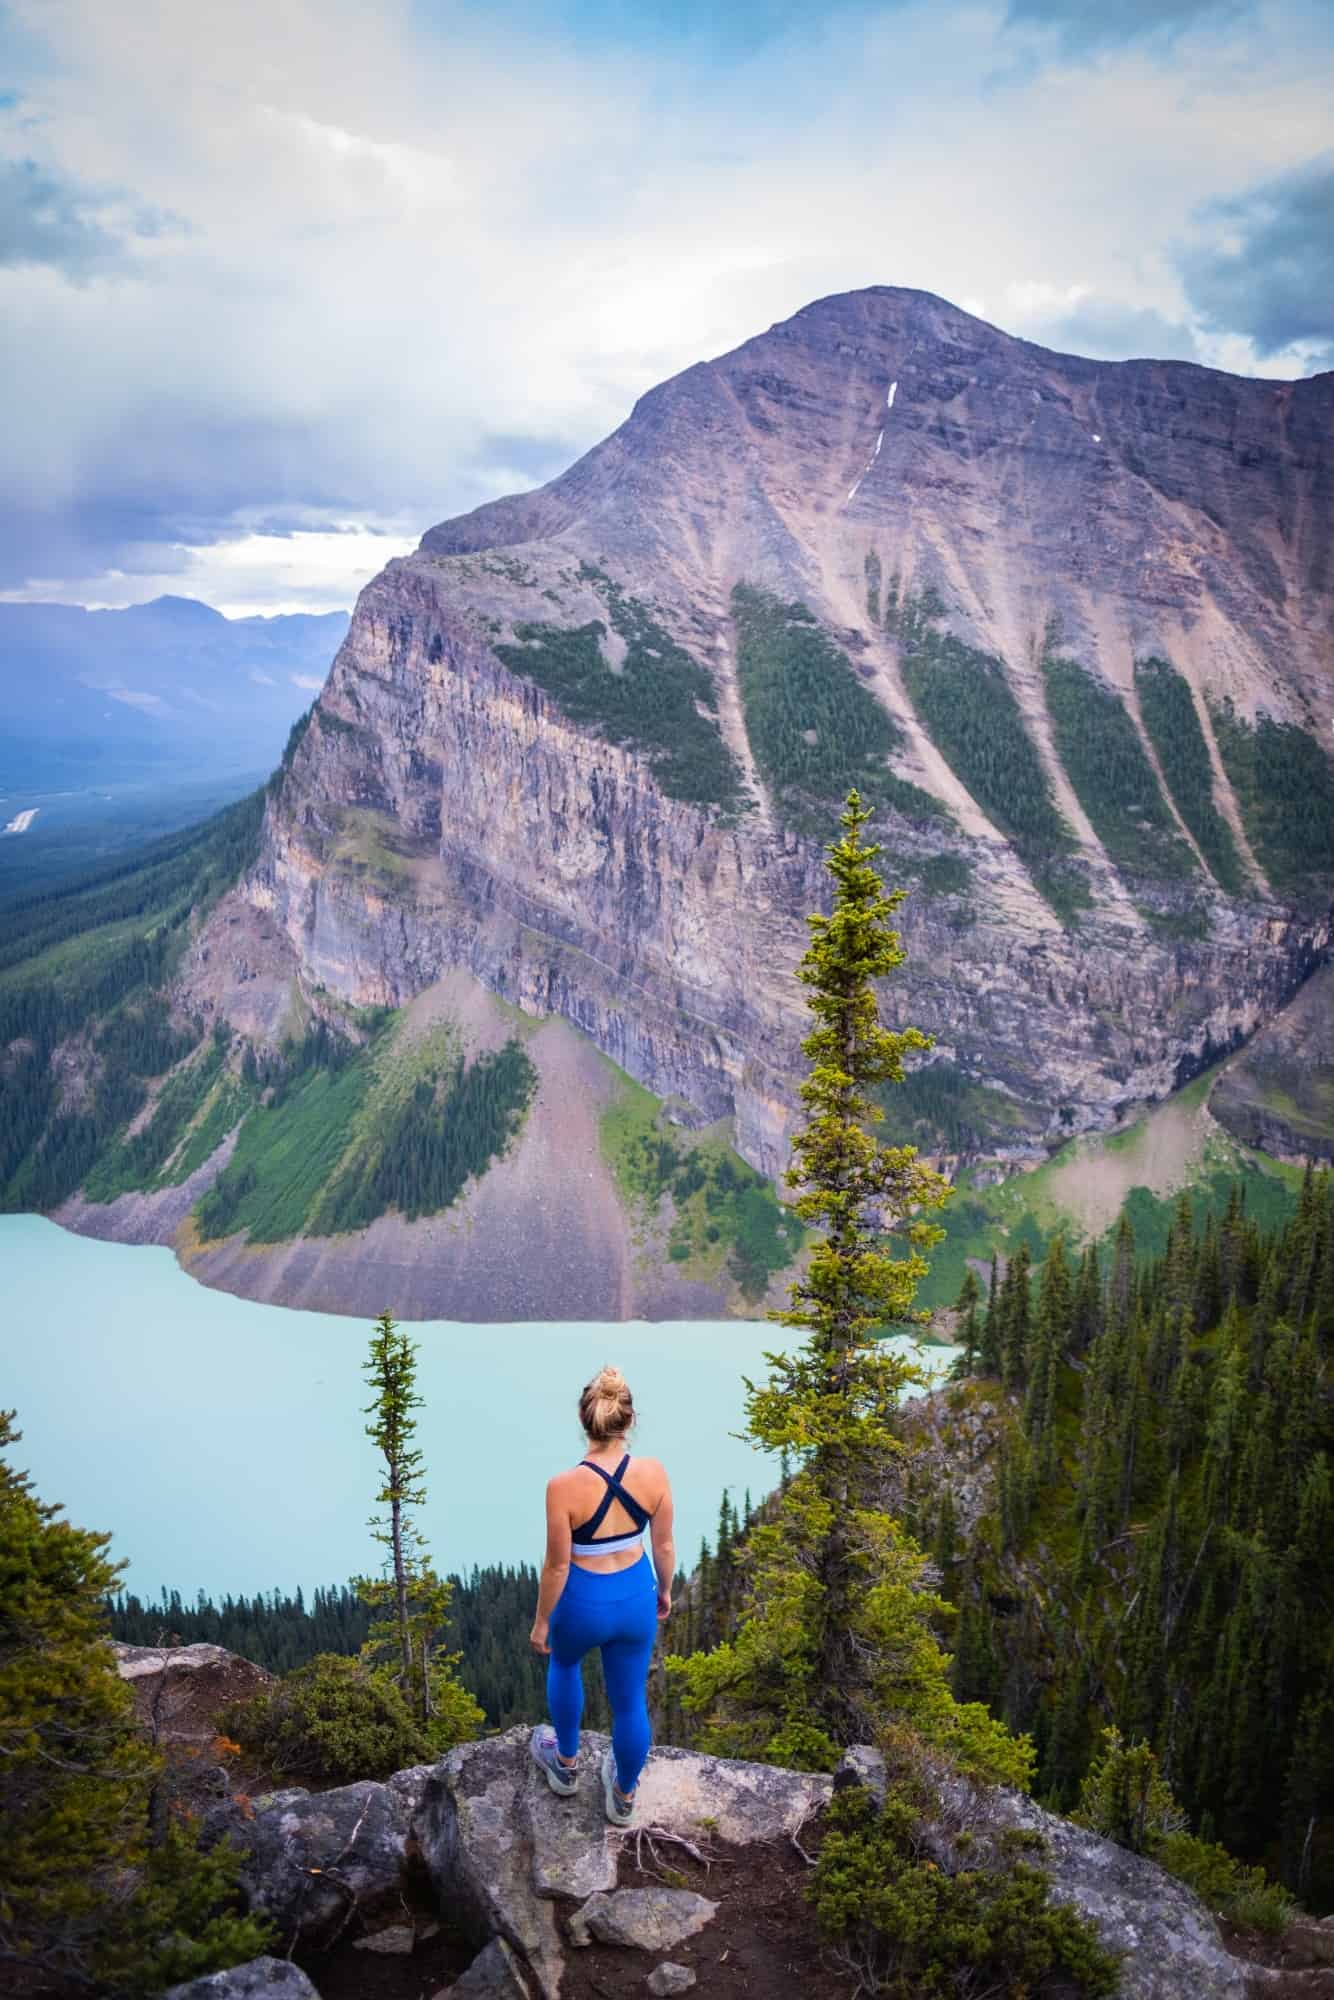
[353,1314,482,1750]
[667,793,1027,1785]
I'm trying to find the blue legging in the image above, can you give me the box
[547,1554,658,1794]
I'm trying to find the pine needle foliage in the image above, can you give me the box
[669,793,1025,1783]
[0,1411,270,1992]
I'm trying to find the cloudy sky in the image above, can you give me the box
[2,0,1331,615]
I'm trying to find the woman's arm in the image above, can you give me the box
[649,1468,676,1620]
[530,1476,572,1654]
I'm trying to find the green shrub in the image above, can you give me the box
[1225,1872,1300,1936]
[223,1653,428,1783]
[811,1784,1121,1998]
[1157,1832,1298,1933]
[1079,1733,1298,1933]
[1074,1727,1187,1853]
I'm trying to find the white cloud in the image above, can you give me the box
[0,0,1330,608]
[107,687,165,711]
[249,667,276,684]
[290,672,324,691]
[0,523,418,615]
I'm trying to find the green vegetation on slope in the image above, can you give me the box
[1134,658,1244,891]
[732,583,949,836]
[194,1016,537,1244]
[1041,644,1194,880]
[82,1024,232,1201]
[1208,696,1334,902]
[0,794,269,1213]
[319,1040,537,1230]
[600,1072,804,1300]
[904,1067,1300,1310]
[495,568,745,809]
[878,1057,1048,1159]
[926,1180,1333,1902]
[894,593,1088,922]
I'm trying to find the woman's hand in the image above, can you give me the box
[656,1589,672,1622]
[529,1618,550,1655]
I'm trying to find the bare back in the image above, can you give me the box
[554,1452,672,1574]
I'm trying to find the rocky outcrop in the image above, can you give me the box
[202,1765,434,1952]
[113,1642,272,1748]
[837,1746,1251,2000]
[1212,960,1334,1162]
[135,1644,1272,2000]
[164,1961,320,2000]
[413,1726,829,1998]
[412,1724,1251,2000]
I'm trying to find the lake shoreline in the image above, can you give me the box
[3,1213,946,1601]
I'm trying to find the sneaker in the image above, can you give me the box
[600,1747,636,1826]
[530,1726,579,1796]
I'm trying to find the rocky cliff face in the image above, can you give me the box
[209,287,1331,1209]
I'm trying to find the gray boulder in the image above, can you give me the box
[207,1762,434,1951]
[567,1887,716,1951]
[113,1642,272,1748]
[446,1935,536,1997]
[164,1958,320,1999]
[838,1747,1251,2000]
[646,1969,696,1997]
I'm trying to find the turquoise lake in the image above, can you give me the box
[0,1213,939,1600]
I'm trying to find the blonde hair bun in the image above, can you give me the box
[579,1364,634,1443]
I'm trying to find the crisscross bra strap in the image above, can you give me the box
[571,1453,653,1545]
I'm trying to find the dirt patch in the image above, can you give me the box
[300,1918,474,2000]
[1042,1088,1214,1240]
[556,1837,849,2000]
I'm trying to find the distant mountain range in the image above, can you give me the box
[0,595,349,786]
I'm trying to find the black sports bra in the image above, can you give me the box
[571,1454,652,1557]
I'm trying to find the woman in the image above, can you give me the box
[529,1365,675,1825]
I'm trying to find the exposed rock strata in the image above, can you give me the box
[1212,960,1334,1162]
